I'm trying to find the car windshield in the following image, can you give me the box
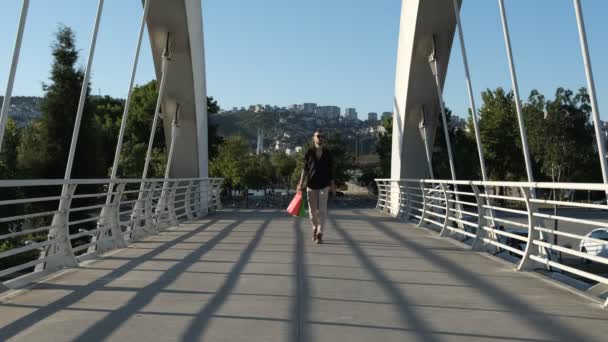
[597,231,608,241]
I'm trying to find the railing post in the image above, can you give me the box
[111,183,128,248]
[517,186,541,271]
[438,183,451,237]
[92,183,127,254]
[471,184,492,251]
[402,181,412,221]
[39,184,79,272]
[132,181,156,240]
[168,182,179,227]
[214,180,224,211]
[417,182,428,228]
[374,180,382,211]
[184,180,194,220]
[145,181,159,233]
[384,180,393,215]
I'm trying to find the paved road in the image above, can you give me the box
[1,209,608,341]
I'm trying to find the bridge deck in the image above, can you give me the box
[1,209,608,341]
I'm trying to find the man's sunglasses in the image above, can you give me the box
[314,135,324,139]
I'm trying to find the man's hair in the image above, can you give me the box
[313,129,323,136]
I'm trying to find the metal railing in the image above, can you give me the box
[375,178,608,308]
[0,177,223,290]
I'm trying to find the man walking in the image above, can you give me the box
[297,129,336,244]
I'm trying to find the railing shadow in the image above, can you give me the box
[353,209,597,342]
[0,213,235,341]
[329,216,441,342]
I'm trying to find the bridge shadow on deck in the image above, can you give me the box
[1,209,607,341]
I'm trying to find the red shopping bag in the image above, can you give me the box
[286,191,303,216]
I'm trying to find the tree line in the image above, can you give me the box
[373,87,603,187]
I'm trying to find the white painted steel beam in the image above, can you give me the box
[145,0,209,179]
[391,0,461,213]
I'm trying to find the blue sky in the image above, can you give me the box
[0,0,607,120]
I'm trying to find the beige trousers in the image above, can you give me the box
[307,187,329,233]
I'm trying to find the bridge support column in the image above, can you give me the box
[390,0,461,214]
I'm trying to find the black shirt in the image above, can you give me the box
[303,147,334,189]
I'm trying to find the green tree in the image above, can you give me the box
[376,117,392,178]
[0,118,20,178]
[115,81,166,178]
[17,25,103,179]
[540,87,598,183]
[207,96,224,160]
[432,107,480,180]
[91,95,124,170]
[210,135,250,192]
[477,88,527,181]
[270,152,296,188]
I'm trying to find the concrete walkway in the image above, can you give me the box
[1,209,608,341]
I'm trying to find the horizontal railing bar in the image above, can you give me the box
[482,205,528,216]
[0,210,59,223]
[534,226,608,245]
[529,198,608,210]
[422,217,443,227]
[445,190,476,197]
[69,230,95,240]
[0,225,54,240]
[533,212,608,229]
[532,240,608,265]
[68,216,100,226]
[72,192,119,200]
[448,208,479,217]
[0,257,46,278]
[444,226,477,238]
[447,216,478,228]
[481,226,528,242]
[479,236,524,255]
[0,195,65,206]
[482,216,529,229]
[0,178,222,187]
[72,242,97,253]
[529,255,608,284]
[479,193,525,202]
[68,204,106,213]
[374,178,608,191]
[449,199,478,207]
[0,240,51,259]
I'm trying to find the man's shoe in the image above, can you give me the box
[312,228,318,242]
[316,232,323,244]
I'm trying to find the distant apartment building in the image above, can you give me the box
[381,112,392,120]
[315,106,341,120]
[303,103,317,114]
[367,112,378,122]
[345,108,358,120]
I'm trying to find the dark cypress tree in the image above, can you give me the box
[18,24,102,179]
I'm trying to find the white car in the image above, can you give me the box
[579,228,608,262]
